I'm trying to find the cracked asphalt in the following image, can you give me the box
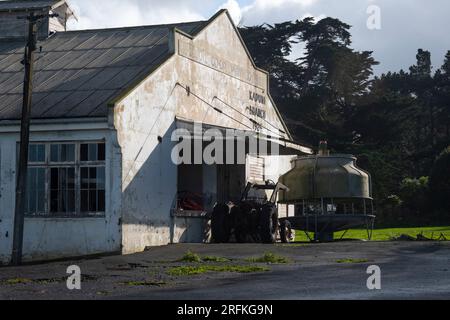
[0,241,449,300]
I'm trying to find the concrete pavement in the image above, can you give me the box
[0,242,449,300]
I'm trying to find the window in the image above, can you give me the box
[80,167,105,213]
[50,144,75,162]
[50,167,76,213]
[26,167,46,215]
[24,142,106,217]
[80,143,105,162]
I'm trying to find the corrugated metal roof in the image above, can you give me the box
[0,0,59,11]
[0,20,206,120]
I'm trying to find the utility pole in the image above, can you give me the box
[11,11,57,266]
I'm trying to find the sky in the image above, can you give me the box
[62,0,450,75]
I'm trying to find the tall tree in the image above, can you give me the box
[240,17,378,147]
[240,18,449,217]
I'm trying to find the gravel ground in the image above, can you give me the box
[0,241,449,300]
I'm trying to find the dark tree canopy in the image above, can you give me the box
[239,18,450,223]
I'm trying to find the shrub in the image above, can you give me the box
[179,251,202,263]
[430,147,450,214]
[399,176,429,214]
[384,195,403,208]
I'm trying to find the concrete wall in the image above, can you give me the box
[103,10,305,255]
[174,13,290,141]
[114,11,294,254]
[0,121,121,264]
[0,11,300,263]
[114,71,179,253]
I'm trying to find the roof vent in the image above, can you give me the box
[318,140,330,156]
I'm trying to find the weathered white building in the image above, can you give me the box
[0,0,311,264]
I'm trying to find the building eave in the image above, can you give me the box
[0,117,109,133]
[96,10,292,143]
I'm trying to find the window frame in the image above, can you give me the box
[23,141,106,218]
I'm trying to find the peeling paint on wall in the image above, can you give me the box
[114,11,297,254]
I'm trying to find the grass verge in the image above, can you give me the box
[179,251,231,263]
[295,226,450,242]
[167,265,269,276]
[336,258,370,264]
[179,251,202,263]
[1,277,64,285]
[123,281,166,287]
[246,252,291,264]
[202,256,231,263]
[3,278,32,285]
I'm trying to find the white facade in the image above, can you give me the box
[0,10,310,264]
[0,120,122,263]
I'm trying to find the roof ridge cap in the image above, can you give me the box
[61,20,207,34]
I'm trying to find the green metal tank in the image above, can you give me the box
[278,141,375,242]
[279,154,372,202]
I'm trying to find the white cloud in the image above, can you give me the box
[220,0,450,75]
[63,0,450,75]
[240,0,320,25]
[243,0,317,12]
[218,0,242,25]
[67,0,206,30]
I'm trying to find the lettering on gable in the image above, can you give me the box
[246,106,266,120]
[249,91,266,105]
[178,39,266,89]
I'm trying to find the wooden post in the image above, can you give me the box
[11,12,58,265]
[11,12,38,266]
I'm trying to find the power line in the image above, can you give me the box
[121,83,179,185]
[176,83,310,152]
[11,11,58,266]
[176,83,254,131]
[213,96,286,137]
[177,83,285,139]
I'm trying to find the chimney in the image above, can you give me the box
[318,141,330,156]
[0,0,76,40]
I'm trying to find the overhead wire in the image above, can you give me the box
[175,82,254,131]
[176,83,310,152]
[213,96,287,136]
[176,83,287,140]
[121,82,179,185]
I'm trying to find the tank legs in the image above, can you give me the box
[314,232,334,242]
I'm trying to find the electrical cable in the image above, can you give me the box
[176,82,254,131]
[213,96,287,136]
[121,82,179,185]
[176,83,307,149]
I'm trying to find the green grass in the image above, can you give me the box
[202,256,231,263]
[167,265,270,276]
[179,251,231,263]
[179,250,202,263]
[295,226,450,242]
[123,281,166,287]
[1,277,64,286]
[3,278,32,285]
[336,258,370,264]
[246,252,291,264]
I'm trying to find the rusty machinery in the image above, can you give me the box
[211,181,291,244]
